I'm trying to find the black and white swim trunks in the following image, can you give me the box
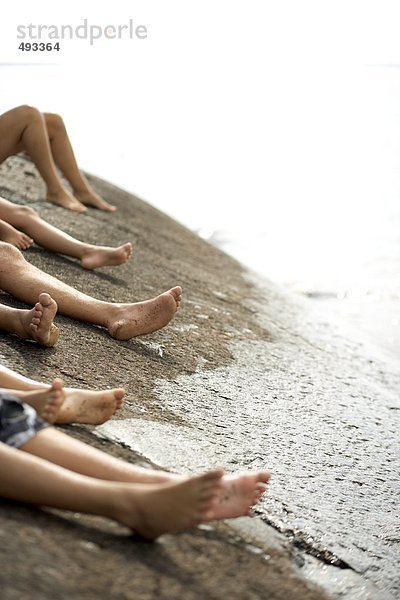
[0,392,48,448]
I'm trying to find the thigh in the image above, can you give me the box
[0,107,30,162]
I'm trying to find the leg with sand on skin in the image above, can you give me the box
[0,292,60,347]
[21,426,270,519]
[0,441,224,539]
[43,112,116,212]
[0,362,124,426]
[0,106,86,213]
[0,242,181,339]
[0,196,132,269]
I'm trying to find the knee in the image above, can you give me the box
[14,104,42,123]
[44,112,66,134]
[13,205,37,225]
[0,241,24,266]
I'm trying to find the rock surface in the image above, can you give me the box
[0,155,398,599]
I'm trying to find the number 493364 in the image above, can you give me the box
[19,42,60,51]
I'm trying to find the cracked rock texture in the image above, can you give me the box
[0,155,398,599]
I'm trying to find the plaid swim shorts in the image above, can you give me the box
[0,392,48,448]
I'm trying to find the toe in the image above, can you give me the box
[52,378,64,390]
[38,293,52,306]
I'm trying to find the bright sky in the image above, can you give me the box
[1,1,400,288]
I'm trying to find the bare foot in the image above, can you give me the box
[81,243,133,270]
[12,379,65,423]
[55,387,125,425]
[74,189,116,212]
[114,469,224,539]
[0,220,33,250]
[206,471,271,520]
[108,286,182,340]
[47,188,87,213]
[18,293,60,347]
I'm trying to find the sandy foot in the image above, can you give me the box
[115,469,224,539]
[108,286,182,340]
[55,387,125,425]
[74,189,116,212]
[47,188,87,213]
[14,379,65,423]
[81,243,133,270]
[19,293,60,347]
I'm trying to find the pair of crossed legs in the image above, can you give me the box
[0,243,181,342]
[0,105,114,212]
[0,386,270,539]
[0,364,125,426]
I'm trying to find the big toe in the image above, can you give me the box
[259,471,271,483]
[170,286,183,303]
[38,293,53,307]
[51,378,64,391]
[114,388,125,401]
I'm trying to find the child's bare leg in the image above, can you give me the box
[21,427,270,522]
[21,427,175,483]
[22,427,268,523]
[6,379,65,423]
[0,293,59,346]
[0,442,118,514]
[44,113,116,212]
[0,364,125,425]
[0,442,223,538]
[0,106,86,213]
[0,242,181,339]
[0,196,132,268]
[0,364,124,422]
[0,364,49,391]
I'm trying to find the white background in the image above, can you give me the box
[1,1,400,291]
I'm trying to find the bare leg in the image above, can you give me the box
[22,427,176,483]
[6,379,65,423]
[0,242,181,339]
[0,365,269,518]
[0,292,59,346]
[0,197,132,269]
[21,428,270,519]
[0,442,224,538]
[0,106,86,212]
[0,363,124,425]
[44,113,116,212]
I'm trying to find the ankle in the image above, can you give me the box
[46,185,66,197]
[108,484,138,526]
[81,245,97,257]
[13,309,30,338]
[72,184,91,196]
